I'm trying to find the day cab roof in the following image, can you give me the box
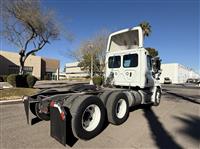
[106,26,144,52]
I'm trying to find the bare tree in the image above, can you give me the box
[73,30,109,75]
[0,0,60,74]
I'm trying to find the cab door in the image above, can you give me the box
[121,53,139,85]
[106,55,124,84]
[146,55,154,87]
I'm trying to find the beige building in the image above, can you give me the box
[65,62,89,78]
[0,50,60,80]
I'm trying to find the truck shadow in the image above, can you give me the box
[143,108,183,149]
[173,114,200,143]
[31,117,42,125]
[130,105,183,148]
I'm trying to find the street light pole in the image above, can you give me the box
[88,43,94,85]
[90,53,93,85]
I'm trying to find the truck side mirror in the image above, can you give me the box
[156,59,161,70]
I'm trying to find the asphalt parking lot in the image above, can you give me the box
[0,85,200,149]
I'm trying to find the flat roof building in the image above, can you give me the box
[160,63,200,84]
[65,62,89,78]
[65,61,200,84]
[0,50,60,80]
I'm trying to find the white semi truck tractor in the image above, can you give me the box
[23,26,162,146]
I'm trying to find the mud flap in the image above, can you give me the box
[50,106,78,146]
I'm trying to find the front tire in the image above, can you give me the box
[106,92,129,125]
[153,88,161,106]
[70,95,106,140]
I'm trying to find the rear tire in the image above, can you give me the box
[99,90,113,105]
[70,95,106,140]
[106,92,129,125]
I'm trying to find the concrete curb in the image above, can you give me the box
[0,98,22,105]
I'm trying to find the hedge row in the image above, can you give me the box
[7,74,38,88]
[0,75,8,82]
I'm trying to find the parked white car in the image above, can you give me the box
[164,77,172,84]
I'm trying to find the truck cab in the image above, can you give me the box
[105,26,157,88]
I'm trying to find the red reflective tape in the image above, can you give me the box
[60,111,65,121]
[50,101,55,107]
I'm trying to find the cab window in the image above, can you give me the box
[108,56,121,68]
[123,54,138,68]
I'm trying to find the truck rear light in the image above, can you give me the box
[60,111,65,121]
[50,101,55,107]
[50,101,65,120]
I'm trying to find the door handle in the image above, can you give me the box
[130,72,132,77]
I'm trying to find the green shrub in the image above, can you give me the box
[93,76,104,86]
[26,75,38,88]
[7,74,37,88]
[7,74,18,87]
[2,75,8,82]
[0,75,8,82]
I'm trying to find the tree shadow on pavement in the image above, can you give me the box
[173,114,200,143]
[143,108,183,149]
[162,89,200,105]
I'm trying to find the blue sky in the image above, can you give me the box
[1,0,199,72]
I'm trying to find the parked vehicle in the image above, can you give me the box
[185,78,200,87]
[164,77,172,84]
[23,26,162,146]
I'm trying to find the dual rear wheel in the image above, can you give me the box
[32,90,160,140]
[70,91,129,140]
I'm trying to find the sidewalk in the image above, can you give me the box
[0,82,13,89]
[0,98,22,105]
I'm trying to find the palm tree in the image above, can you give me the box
[139,21,152,38]
[139,21,158,57]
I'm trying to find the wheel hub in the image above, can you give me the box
[116,99,127,119]
[82,104,101,132]
[156,91,161,102]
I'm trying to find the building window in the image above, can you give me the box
[108,56,121,68]
[8,65,33,74]
[24,66,33,74]
[123,54,138,68]
[8,65,19,74]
